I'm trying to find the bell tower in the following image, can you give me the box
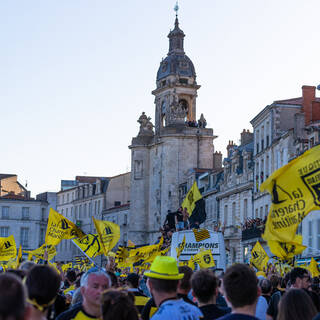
[152,12,200,134]
[129,7,216,245]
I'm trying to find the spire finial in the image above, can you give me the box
[174,1,179,17]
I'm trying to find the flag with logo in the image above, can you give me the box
[24,244,57,261]
[193,249,215,269]
[308,257,320,277]
[193,229,210,242]
[93,218,120,255]
[0,235,17,261]
[182,181,206,225]
[115,246,130,268]
[250,241,269,271]
[73,233,103,258]
[268,234,306,260]
[179,256,195,270]
[45,208,85,246]
[262,145,320,244]
[176,235,186,260]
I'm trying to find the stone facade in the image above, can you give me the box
[0,197,49,257]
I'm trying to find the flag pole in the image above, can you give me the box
[71,240,99,268]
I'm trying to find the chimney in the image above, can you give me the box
[226,140,236,158]
[240,129,253,146]
[213,151,222,170]
[302,85,316,126]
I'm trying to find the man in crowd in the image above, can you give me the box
[218,264,260,320]
[57,268,110,320]
[145,256,203,319]
[191,269,229,319]
[266,267,308,320]
[0,273,30,320]
[126,273,149,313]
[25,265,61,320]
[177,266,197,305]
[290,267,311,289]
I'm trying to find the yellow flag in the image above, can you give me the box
[0,235,17,261]
[61,262,73,272]
[115,246,129,268]
[250,241,269,271]
[73,234,103,258]
[268,234,306,260]
[262,145,320,243]
[16,245,22,267]
[181,181,202,216]
[193,249,215,268]
[93,218,120,255]
[24,244,57,261]
[45,208,85,246]
[179,256,195,270]
[308,257,320,277]
[176,235,186,260]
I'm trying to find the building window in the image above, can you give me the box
[63,194,65,203]
[308,221,313,249]
[266,135,269,147]
[243,199,248,220]
[84,203,87,218]
[98,201,101,214]
[20,228,29,247]
[39,228,45,245]
[71,207,73,217]
[66,208,68,217]
[114,201,121,207]
[224,205,228,226]
[22,207,30,220]
[79,205,82,218]
[260,207,263,219]
[0,227,9,237]
[1,207,9,219]
[255,208,258,218]
[41,208,45,220]
[89,203,92,216]
[265,205,269,217]
[124,214,127,225]
[67,193,70,203]
[232,202,236,225]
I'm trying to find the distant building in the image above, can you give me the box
[56,173,130,261]
[0,174,29,198]
[0,174,51,257]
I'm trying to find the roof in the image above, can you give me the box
[0,174,16,180]
[274,96,320,105]
[76,176,108,183]
[0,194,26,200]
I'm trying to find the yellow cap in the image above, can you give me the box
[144,256,184,280]
[256,271,266,278]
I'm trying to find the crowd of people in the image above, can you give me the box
[1,255,320,320]
[241,217,267,231]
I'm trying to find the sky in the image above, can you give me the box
[1,0,320,196]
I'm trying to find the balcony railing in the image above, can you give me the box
[242,226,263,241]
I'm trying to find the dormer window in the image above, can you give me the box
[179,78,188,84]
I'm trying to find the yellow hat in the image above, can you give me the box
[144,256,184,280]
[256,271,266,278]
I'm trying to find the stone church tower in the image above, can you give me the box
[129,15,217,245]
